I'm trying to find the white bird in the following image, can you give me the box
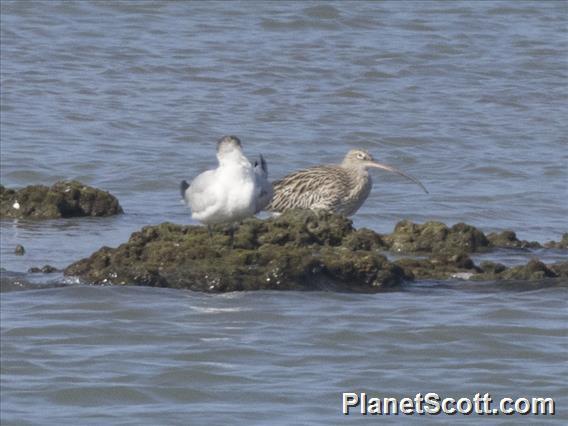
[180,136,271,232]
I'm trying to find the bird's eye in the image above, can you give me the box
[357,153,365,160]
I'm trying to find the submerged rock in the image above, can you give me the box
[0,181,123,219]
[473,260,568,281]
[28,265,59,273]
[64,210,409,292]
[14,244,25,255]
[544,233,568,249]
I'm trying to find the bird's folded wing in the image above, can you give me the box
[268,167,343,211]
[186,170,219,215]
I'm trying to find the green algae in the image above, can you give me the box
[385,220,490,254]
[63,210,567,291]
[64,210,405,292]
[0,181,123,219]
[486,230,541,249]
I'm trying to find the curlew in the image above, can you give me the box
[180,136,271,231]
[266,149,427,216]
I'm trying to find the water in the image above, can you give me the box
[1,1,567,424]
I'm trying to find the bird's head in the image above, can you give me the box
[216,135,244,162]
[343,149,376,168]
[342,149,429,194]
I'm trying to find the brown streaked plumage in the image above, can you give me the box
[266,149,428,216]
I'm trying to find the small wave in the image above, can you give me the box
[0,271,68,293]
[303,5,340,20]
[332,89,368,99]
[260,18,339,31]
[399,21,436,32]
[487,6,539,16]
[190,306,246,314]
[362,70,396,79]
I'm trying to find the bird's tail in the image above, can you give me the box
[180,180,190,199]
[254,154,268,178]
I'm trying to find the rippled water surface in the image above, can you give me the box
[1,1,567,424]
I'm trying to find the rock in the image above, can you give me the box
[499,259,559,281]
[14,244,25,255]
[64,210,408,292]
[1,270,67,292]
[28,265,59,273]
[384,220,490,254]
[382,220,565,254]
[486,230,541,249]
[472,259,567,281]
[395,253,480,280]
[478,261,507,275]
[0,181,123,219]
[544,233,568,249]
[63,211,567,291]
[548,261,568,278]
[342,228,389,251]
[395,255,566,283]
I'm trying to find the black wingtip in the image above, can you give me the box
[180,180,190,198]
[260,154,267,173]
[254,154,267,173]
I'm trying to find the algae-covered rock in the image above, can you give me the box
[0,181,123,219]
[63,210,567,291]
[472,259,568,281]
[498,259,560,281]
[28,265,59,273]
[486,230,541,249]
[548,261,568,278]
[342,227,389,251]
[544,233,568,249]
[395,255,567,282]
[395,253,479,280]
[478,261,507,275]
[257,209,354,247]
[64,210,407,292]
[384,220,490,254]
[382,220,567,254]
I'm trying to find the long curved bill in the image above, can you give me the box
[368,161,429,194]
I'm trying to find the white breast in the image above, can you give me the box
[187,157,257,225]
